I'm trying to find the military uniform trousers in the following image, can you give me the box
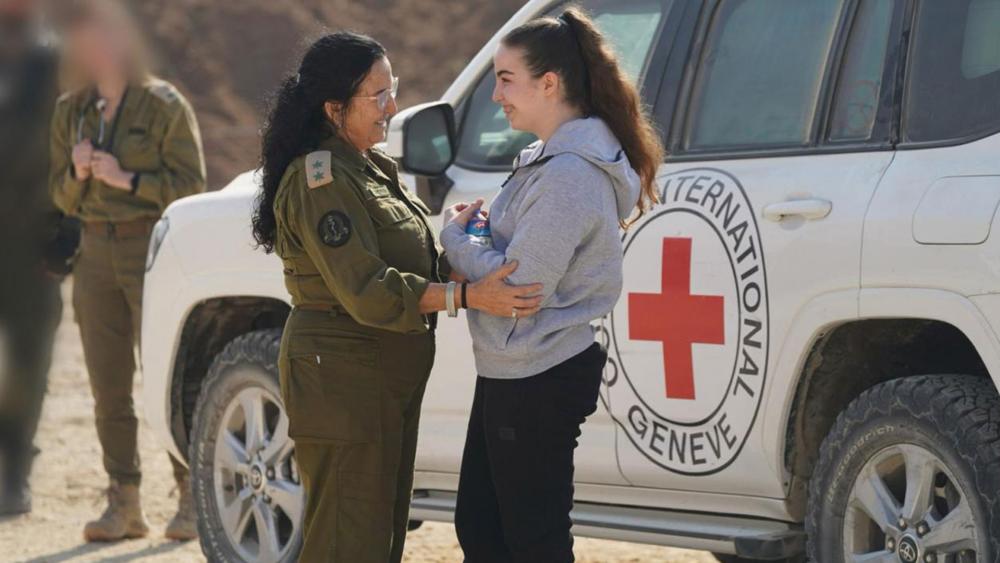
[280,308,435,563]
[72,221,186,485]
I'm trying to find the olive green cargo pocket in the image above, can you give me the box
[119,131,160,171]
[367,198,415,228]
[281,336,381,443]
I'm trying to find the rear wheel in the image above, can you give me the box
[190,329,303,563]
[807,375,1000,562]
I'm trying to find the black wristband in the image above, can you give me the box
[129,173,141,195]
[461,282,468,309]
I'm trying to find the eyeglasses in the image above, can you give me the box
[354,76,398,112]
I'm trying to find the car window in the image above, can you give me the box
[903,0,1000,144]
[455,0,670,170]
[684,0,845,151]
[828,0,896,142]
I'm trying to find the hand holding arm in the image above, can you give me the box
[417,260,543,317]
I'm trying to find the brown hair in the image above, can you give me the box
[54,0,152,93]
[502,6,664,227]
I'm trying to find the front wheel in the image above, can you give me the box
[807,375,1000,562]
[190,329,304,563]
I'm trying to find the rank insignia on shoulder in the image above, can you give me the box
[149,82,179,104]
[306,150,333,189]
[318,210,352,248]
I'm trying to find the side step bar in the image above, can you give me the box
[410,490,804,559]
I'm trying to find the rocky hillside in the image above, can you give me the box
[127,0,524,188]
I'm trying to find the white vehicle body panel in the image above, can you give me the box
[608,152,892,498]
[142,172,287,462]
[861,132,1000,392]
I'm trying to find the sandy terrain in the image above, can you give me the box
[0,281,718,563]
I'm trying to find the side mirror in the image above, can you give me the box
[385,101,457,177]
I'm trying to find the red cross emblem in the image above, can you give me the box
[628,238,725,400]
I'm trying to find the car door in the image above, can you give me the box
[415,0,677,485]
[863,0,1000,303]
[605,0,904,497]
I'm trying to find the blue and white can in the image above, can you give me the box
[465,212,493,247]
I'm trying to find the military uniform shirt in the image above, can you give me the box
[274,134,448,334]
[48,77,206,221]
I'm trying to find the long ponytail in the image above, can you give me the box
[502,6,665,227]
[252,33,386,252]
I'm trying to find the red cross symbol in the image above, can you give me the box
[628,238,725,400]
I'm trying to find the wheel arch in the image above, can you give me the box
[168,296,290,461]
[779,288,1000,520]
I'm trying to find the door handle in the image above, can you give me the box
[762,199,832,222]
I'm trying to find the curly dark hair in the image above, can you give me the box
[252,32,386,252]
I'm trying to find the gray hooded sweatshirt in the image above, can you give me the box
[440,117,641,379]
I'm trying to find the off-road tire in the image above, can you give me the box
[189,329,302,563]
[806,375,1000,561]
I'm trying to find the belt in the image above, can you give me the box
[82,217,157,239]
[295,304,436,333]
[295,303,347,315]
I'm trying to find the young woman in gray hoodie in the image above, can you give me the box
[439,7,665,562]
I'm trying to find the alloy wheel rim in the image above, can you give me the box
[843,443,981,563]
[213,383,302,563]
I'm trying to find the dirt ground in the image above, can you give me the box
[0,281,718,563]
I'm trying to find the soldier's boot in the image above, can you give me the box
[164,476,197,541]
[83,481,150,542]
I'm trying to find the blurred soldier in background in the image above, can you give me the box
[0,0,80,517]
[49,0,206,541]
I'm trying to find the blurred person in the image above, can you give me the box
[0,0,80,517]
[48,0,206,542]
[440,7,664,562]
[252,32,542,562]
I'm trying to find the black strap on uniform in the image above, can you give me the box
[102,86,129,152]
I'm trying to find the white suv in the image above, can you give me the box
[141,0,1000,561]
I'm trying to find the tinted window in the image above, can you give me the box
[684,0,845,151]
[455,0,669,169]
[904,0,1000,143]
[828,0,896,142]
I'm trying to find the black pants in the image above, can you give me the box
[455,342,607,563]
[0,275,62,488]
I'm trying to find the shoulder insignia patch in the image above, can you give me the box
[317,210,352,248]
[305,150,333,189]
[149,81,179,104]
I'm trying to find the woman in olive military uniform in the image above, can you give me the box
[48,1,205,542]
[252,33,543,562]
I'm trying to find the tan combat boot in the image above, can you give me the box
[165,476,197,541]
[83,481,150,542]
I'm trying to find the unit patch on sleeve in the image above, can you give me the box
[317,210,352,248]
